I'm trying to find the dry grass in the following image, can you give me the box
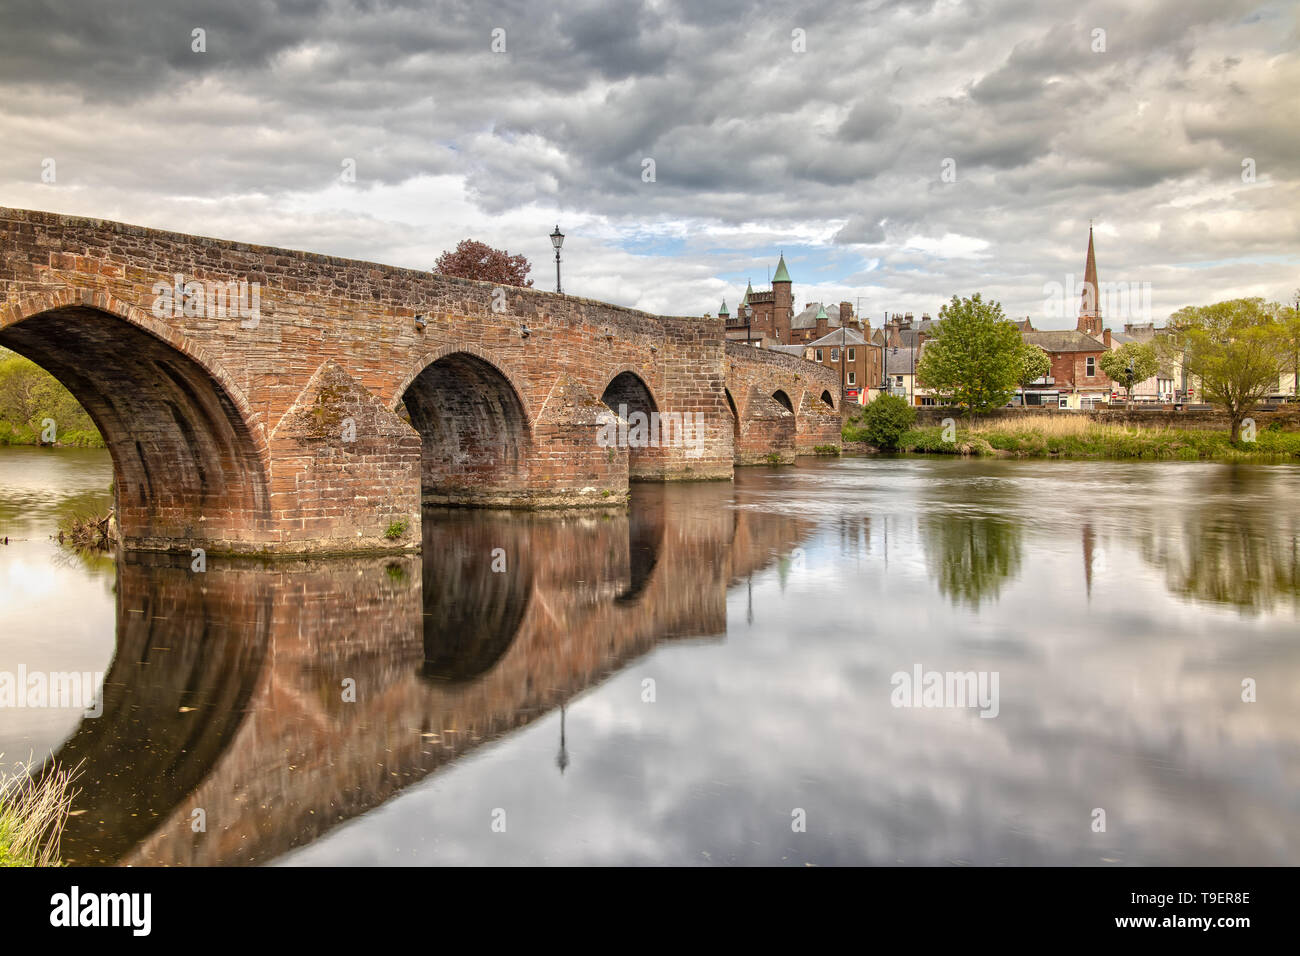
[0,758,80,867]
[965,416,1164,439]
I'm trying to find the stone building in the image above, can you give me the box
[1018,330,1113,408]
[721,255,864,347]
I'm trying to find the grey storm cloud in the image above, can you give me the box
[0,0,1296,321]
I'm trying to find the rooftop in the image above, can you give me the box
[1021,329,1108,353]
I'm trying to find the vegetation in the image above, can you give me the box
[1098,341,1159,401]
[0,760,79,867]
[383,520,407,540]
[1163,298,1290,442]
[915,294,1024,411]
[434,239,533,287]
[0,348,102,447]
[845,393,915,448]
[812,444,841,456]
[1016,342,1050,396]
[864,415,1300,461]
[57,509,117,551]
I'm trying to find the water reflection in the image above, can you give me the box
[3,452,1297,866]
[922,513,1024,610]
[43,485,812,865]
[1130,467,1300,613]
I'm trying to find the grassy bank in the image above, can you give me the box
[0,761,78,867]
[0,422,104,447]
[845,415,1300,461]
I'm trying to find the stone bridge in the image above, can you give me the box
[44,485,816,865]
[724,341,842,464]
[0,208,841,553]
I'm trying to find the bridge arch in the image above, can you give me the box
[820,389,835,409]
[0,291,271,550]
[724,387,739,442]
[398,348,533,505]
[601,369,662,481]
[771,389,794,413]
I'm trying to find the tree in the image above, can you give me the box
[915,293,1022,411]
[0,348,99,442]
[859,393,915,449]
[433,240,533,287]
[1281,288,1300,401]
[1098,341,1159,401]
[1162,298,1288,442]
[1016,342,1050,400]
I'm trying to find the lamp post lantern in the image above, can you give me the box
[550,225,565,294]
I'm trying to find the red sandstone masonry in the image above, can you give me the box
[724,342,843,463]
[0,208,799,552]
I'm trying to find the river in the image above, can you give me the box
[1,447,1297,865]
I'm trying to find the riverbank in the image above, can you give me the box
[0,423,103,447]
[844,416,1300,461]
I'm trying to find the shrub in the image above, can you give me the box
[854,394,916,449]
[383,520,407,540]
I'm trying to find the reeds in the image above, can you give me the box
[0,758,80,867]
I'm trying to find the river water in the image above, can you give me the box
[1,447,1297,866]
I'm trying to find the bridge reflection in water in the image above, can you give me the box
[47,484,813,866]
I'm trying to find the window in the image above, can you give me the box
[847,371,856,386]
[896,375,903,386]
[831,348,840,362]
[847,348,855,361]
[1086,356,1096,377]
[815,349,823,362]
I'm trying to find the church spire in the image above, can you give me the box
[1077,222,1102,336]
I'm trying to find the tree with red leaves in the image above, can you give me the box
[433,240,533,287]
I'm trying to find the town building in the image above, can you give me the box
[769,324,877,405]
[1017,226,1117,408]
[721,256,866,347]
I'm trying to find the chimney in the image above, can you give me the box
[840,301,853,326]
[1102,328,1112,348]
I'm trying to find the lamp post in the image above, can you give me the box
[911,339,916,406]
[841,322,846,405]
[550,225,565,294]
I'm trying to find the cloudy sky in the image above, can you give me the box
[1,0,1296,327]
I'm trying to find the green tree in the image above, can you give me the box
[0,348,100,443]
[1162,298,1288,442]
[1016,342,1050,399]
[858,393,915,449]
[1098,341,1159,401]
[0,349,48,426]
[915,294,1022,411]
